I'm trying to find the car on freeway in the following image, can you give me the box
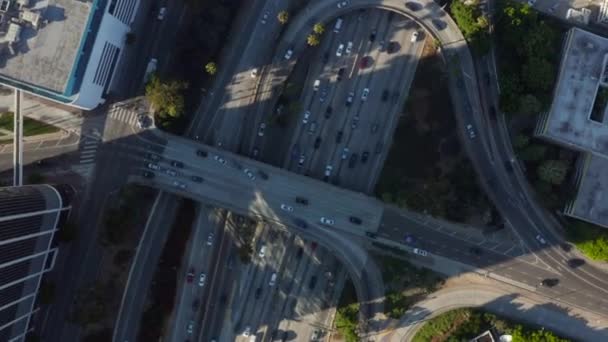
[335,131,343,143]
[192,299,200,311]
[296,197,309,205]
[213,155,226,165]
[243,326,252,337]
[351,117,358,129]
[207,233,214,246]
[293,218,308,229]
[198,273,206,287]
[345,41,353,54]
[359,56,371,69]
[348,153,358,168]
[337,1,348,8]
[298,153,306,166]
[341,147,349,160]
[173,181,186,189]
[196,149,208,157]
[186,268,195,283]
[244,168,256,180]
[411,31,419,42]
[157,7,166,20]
[191,175,203,183]
[320,217,335,225]
[349,216,362,225]
[337,67,345,81]
[280,204,294,212]
[324,165,333,177]
[361,88,370,101]
[365,231,378,238]
[387,41,399,53]
[466,124,476,139]
[325,106,333,118]
[322,51,330,63]
[258,170,269,180]
[535,234,547,245]
[540,278,559,287]
[379,39,385,51]
[413,248,428,256]
[319,89,328,102]
[336,43,344,57]
[165,169,177,177]
[258,245,268,258]
[314,137,322,149]
[258,123,266,136]
[345,91,354,106]
[375,141,383,154]
[369,29,376,42]
[142,171,155,179]
[361,151,369,163]
[313,79,320,91]
[381,89,389,102]
[269,272,277,286]
[567,258,585,268]
[186,320,194,334]
[255,287,262,299]
[284,49,293,60]
[260,11,269,24]
[308,121,317,135]
[147,163,160,171]
[170,160,183,168]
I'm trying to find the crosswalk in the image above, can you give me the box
[108,104,142,127]
[71,136,101,179]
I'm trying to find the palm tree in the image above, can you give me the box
[313,23,325,35]
[277,10,289,24]
[307,34,320,46]
[205,62,217,75]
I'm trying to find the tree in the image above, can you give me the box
[518,94,542,115]
[145,75,187,118]
[204,62,217,75]
[277,10,289,24]
[451,0,480,38]
[537,159,569,185]
[522,57,555,92]
[476,15,489,29]
[498,72,523,113]
[313,22,325,34]
[512,134,530,150]
[307,34,320,46]
[518,144,547,162]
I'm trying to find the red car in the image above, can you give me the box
[186,268,194,283]
[359,56,371,69]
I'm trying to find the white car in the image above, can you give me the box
[413,248,428,256]
[466,124,476,139]
[361,88,370,101]
[258,123,266,137]
[280,204,294,212]
[186,320,194,334]
[284,49,293,60]
[298,153,306,166]
[341,147,349,160]
[147,163,160,171]
[165,169,177,177]
[411,31,419,43]
[302,110,311,124]
[261,11,269,24]
[346,91,354,105]
[251,68,259,78]
[213,155,226,165]
[206,233,214,246]
[324,165,333,176]
[244,168,256,180]
[258,245,267,258]
[320,217,335,225]
[157,7,166,20]
[198,273,206,287]
[172,181,186,189]
[336,43,344,57]
[345,41,353,55]
[535,234,547,245]
[243,326,251,337]
[337,1,348,8]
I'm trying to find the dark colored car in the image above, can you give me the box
[348,153,358,168]
[361,151,369,163]
[375,141,383,154]
[296,247,303,259]
[192,299,200,311]
[191,176,203,183]
[171,160,184,168]
[387,41,399,54]
[294,218,308,229]
[504,160,514,173]
[540,278,559,287]
[142,171,155,179]
[359,56,371,69]
[314,137,321,149]
[308,276,317,289]
[469,247,482,256]
[337,67,345,81]
[365,231,377,239]
[336,131,343,143]
[381,89,389,102]
[325,106,333,119]
[489,106,497,119]
[322,51,330,64]
[196,149,208,157]
[567,258,585,268]
[295,197,309,205]
[369,29,377,42]
[258,170,269,180]
[255,287,262,299]
[350,216,362,225]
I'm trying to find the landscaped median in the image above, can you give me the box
[413,308,570,342]
[0,111,60,143]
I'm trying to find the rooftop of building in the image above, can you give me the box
[539,28,608,157]
[567,154,608,227]
[0,0,92,94]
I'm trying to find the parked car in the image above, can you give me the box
[411,31,419,42]
[251,68,259,78]
[341,147,349,160]
[345,41,353,55]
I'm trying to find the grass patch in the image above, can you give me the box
[0,112,60,136]
[566,218,608,261]
[334,279,359,342]
[413,308,571,342]
[374,253,444,319]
